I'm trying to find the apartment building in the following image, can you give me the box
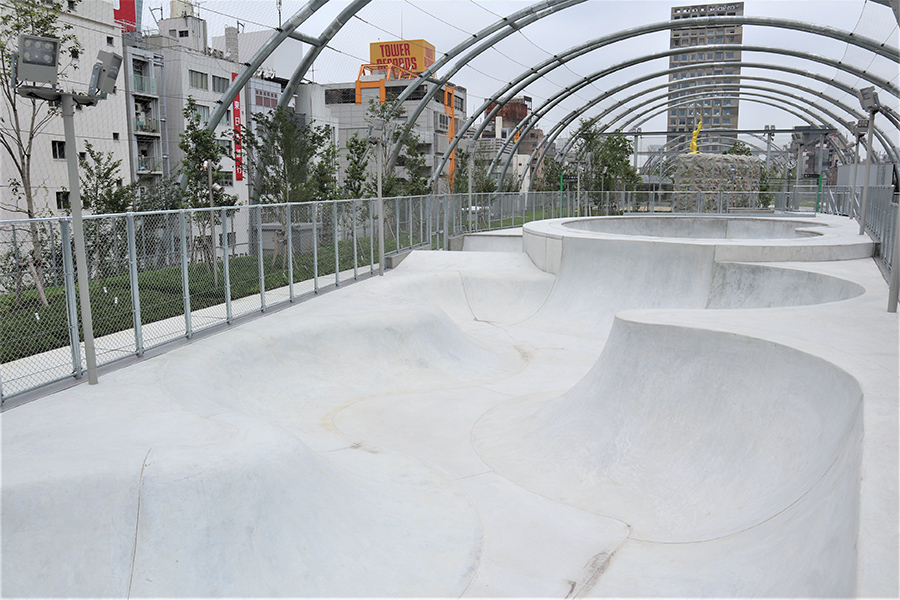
[668,2,743,153]
[1,0,131,220]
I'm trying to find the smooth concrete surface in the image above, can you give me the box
[2,215,896,597]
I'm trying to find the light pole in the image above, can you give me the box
[857,86,880,236]
[467,138,476,231]
[14,35,122,386]
[203,160,223,286]
[368,119,385,275]
[850,120,865,217]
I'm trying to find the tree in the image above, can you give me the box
[79,142,136,214]
[0,0,83,305]
[343,133,370,199]
[179,96,235,210]
[723,140,753,156]
[399,131,430,196]
[452,145,497,194]
[363,99,432,198]
[240,104,334,205]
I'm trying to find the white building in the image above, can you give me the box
[1,0,131,220]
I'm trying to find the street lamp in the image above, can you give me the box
[856,86,880,236]
[13,34,122,385]
[367,119,385,275]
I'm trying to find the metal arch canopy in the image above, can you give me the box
[491,54,899,190]
[384,0,587,170]
[434,39,899,186]
[277,0,373,110]
[488,69,876,178]
[177,0,330,188]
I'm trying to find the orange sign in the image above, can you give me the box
[369,39,435,73]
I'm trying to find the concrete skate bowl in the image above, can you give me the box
[564,215,825,239]
[520,221,866,340]
[473,316,864,594]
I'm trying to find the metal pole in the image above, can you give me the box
[221,207,232,321]
[333,201,340,286]
[257,204,266,310]
[888,198,900,312]
[179,210,192,338]
[60,220,82,378]
[312,203,319,292]
[859,110,876,235]
[126,213,143,356]
[468,147,474,231]
[377,138,384,275]
[285,205,294,301]
[850,132,861,217]
[794,141,803,211]
[207,162,218,286]
[352,199,358,279]
[61,94,98,384]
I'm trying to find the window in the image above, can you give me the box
[713,118,720,125]
[725,52,734,59]
[106,36,114,46]
[78,151,86,163]
[51,140,65,159]
[56,191,70,210]
[212,75,230,94]
[217,139,232,157]
[189,70,208,90]
[179,30,189,38]
[255,89,278,108]
[325,88,355,104]
[112,132,120,141]
[217,170,233,187]
[194,104,210,123]
[169,29,177,38]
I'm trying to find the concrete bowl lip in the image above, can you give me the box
[523,213,868,249]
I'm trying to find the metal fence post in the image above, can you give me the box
[257,205,266,312]
[286,204,295,300]
[352,199,358,280]
[60,220,83,378]
[443,195,449,251]
[427,196,433,248]
[396,197,401,251]
[369,199,374,274]
[179,210,192,339]
[334,201,340,287]
[125,213,143,356]
[312,203,319,292]
[222,207,232,322]
[718,191,724,214]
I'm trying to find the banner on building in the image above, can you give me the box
[369,39,435,73]
[232,73,243,181]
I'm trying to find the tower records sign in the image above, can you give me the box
[369,40,435,73]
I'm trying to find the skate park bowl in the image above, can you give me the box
[2,213,896,596]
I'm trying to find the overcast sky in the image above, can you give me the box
[144,0,899,155]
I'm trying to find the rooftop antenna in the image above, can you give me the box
[149,5,163,25]
[277,0,282,27]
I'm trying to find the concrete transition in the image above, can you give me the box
[2,214,896,597]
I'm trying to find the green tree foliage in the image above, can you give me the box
[364,99,432,197]
[572,120,641,192]
[0,0,84,305]
[136,176,183,212]
[723,140,754,156]
[240,104,336,205]
[78,142,136,214]
[343,133,370,199]
[179,96,236,210]
[452,146,498,194]
[534,156,568,192]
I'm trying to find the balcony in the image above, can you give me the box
[132,73,157,95]
[134,117,160,135]
[136,155,163,174]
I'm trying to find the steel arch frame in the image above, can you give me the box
[432,40,899,186]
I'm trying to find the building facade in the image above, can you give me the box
[668,2,743,153]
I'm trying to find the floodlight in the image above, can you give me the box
[90,50,123,97]
[857,86,880,112]
[17,34,59,86]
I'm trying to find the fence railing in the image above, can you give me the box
[817,185,897,277]
[2,187,892,403]
[131,73,157,95]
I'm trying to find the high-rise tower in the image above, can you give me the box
[668,2,743,153]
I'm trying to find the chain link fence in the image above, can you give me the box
[3,187,893,402]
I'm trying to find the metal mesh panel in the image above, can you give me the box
[1,218,78,396]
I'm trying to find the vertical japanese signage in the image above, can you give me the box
[232,73,243,181]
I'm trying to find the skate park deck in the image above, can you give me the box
[2,213,897,596]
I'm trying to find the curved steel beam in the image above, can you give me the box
[432,40,899,186]
[277,0,373,110]
[490,70,868,178]
[384,0,587,169]
[517,58,900,189]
